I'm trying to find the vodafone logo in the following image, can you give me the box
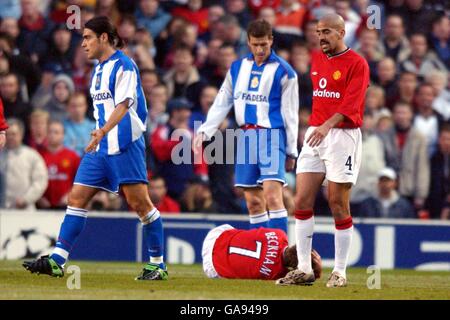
[314,77,341,99]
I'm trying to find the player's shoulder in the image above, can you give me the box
[112,50,136,72]
[271,52,296,79]
[347,49,369,68]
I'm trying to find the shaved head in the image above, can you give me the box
[316,13,347,55]
[318,14,346,32]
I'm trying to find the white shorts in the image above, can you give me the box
[201,224,235,279]
[296,127,362,185]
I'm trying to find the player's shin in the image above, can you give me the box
[50,206,88,267]
[333,216,353,278]
[141,208,165,267]
[294,209,314,274]
[268,209,288,233]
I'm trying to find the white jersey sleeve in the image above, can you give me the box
[197,71,234,140]
[114,65,137,108]
[280,74,299,158]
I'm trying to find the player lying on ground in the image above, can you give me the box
[202,224,321,281]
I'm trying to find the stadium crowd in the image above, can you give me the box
[0,0,449,220]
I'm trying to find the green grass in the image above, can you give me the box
[0,260,449,300]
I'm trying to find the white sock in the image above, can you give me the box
[333,226,353,278]
[295,216,314,274]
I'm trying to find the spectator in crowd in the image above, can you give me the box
[387,71,418,109]
[63,92,95,157]
[401,0,436,35]
[37,120,80,209]
[190,85,218,130]
[30,63,57,109]
[334,0,363,47]
[379,102,430,211]
[2,118,48,210]
[151,98,208,199]
[0,17,21,41]
[42,24,77,76]
[358,167,416,218]
[140,69,160,100]
[400,32,447,81]
[274,0,307,40]
[148,175,180,214]
[375,108,394,133]
[0,32,41,98]
[17,0,55,64]
[135,0,172,40]
[429,14,450,69]
[248,0,280,16]
[207,4,226,29]
[27,109,49,154]
[204,43,237,89]
[374,57,397,104]
[181,177,219,213]
[211,14,249,58]
[426,70,450,121]
[95,0,120,26]
[426,124,450,219]
[42,73,74,121]
[303,19,320,51]
[413,83,445,156]
[171,0,209,35]
[365,85,389,118]
[351,110,386,212]
[117,14,138,46]
[258,7,286,50]
[147,83,169,134]
[0,72,33,136]
[380,14,411,63]
[225,0,252,29]
[162,44,203,103]
[0,97,7,149]
[354,28,384,76]
[198,38,223,79]
[290,41,312,109]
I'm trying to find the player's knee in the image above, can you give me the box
[128,198,152,215]
[295,194,315,210]
[68,191,87,209]
[328,196,349,215]
[247,197,265,214]
[265,193,283,209]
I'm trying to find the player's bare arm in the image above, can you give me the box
[307,113,345,147]
[85,99,131,153]
[192,132,205,155]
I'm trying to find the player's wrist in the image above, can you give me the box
[99,127,107,136]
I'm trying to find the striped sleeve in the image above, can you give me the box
[280,73,299,158]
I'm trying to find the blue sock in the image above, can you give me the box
[50,207,87,266]
[268,209,288,234]
[249,212,269,229]
[141,208,165,268]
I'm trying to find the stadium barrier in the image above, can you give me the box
[0,210,449,271]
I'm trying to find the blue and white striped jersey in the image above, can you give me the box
[90,50,147,155]
[198,51,299,157]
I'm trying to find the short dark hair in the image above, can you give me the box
[247,19,273,39]
[84,16,124,49]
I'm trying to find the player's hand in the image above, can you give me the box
[85,129,105,153]
[311,249,322,280]
[0,132,5,149]
[441,207,450,220]
[285,157,296,172]
[306,123,331,147]
[192,132,204,155]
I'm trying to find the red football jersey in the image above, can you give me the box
[41,148,80,207]
[212,228,289,280]
[309,48,370,128]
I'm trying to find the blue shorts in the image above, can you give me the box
[74,137,148,193]
[234,128,286,188]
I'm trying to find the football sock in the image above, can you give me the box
[51,206,87,267]
[333,216,353,278]
[249,212,269,229]
[268,209,288,233]
[141,208,165,268]
[295,209,314,274]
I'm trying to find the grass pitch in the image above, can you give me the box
[0,260,449,300]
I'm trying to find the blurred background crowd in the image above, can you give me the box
[0,0,449,220]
